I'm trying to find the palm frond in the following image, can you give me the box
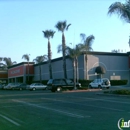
[80,34,95,52]
[55,21,70,32]
[3,57,15,66]
[42,30,55,39]
[57,44,62,53]
[80,33,86,42]
[66,44,82,59]
[22,54,30,62]
[66,24,71,30]
[85,35,95,45]
[108,1,130,23]
[12,61,17,64]
[33,55,48,64]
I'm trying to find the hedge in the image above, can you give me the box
[78,79,128,87]
[110,80,128,86]
[32,79,128,86]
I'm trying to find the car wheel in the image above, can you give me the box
[57,87,62,92]
[44,87,48,90]
[89,85,92,89]
[32,87,36,91]
[98,85,102,89]
[106,87,109,89]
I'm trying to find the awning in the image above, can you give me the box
[95,66,106,74]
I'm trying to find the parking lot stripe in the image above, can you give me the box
[41,97,124,112]
[0,114,20,126]
[12,99,90,118]
[67,96,130,104]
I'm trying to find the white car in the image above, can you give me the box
[89,78,111,89]
[29,83,47,91]
[4,83,17,90]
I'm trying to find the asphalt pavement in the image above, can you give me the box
[0,89,130,130]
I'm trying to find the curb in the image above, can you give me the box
[63,89,102,93]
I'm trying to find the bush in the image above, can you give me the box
[78,79,92,87]
[79,79,128,87]
[110,80,128,86]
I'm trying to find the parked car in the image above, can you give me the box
[47,79,82,92]
[0,83,4,89]
[88,78,111,89]
[4,83,16,90]
[29,83,47,91]
[12,83,27,90]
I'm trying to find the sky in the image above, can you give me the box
[0,0,129,63]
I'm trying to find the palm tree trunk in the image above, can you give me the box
[49,62,52,79]
[62,33,67,79]
[75,57,79,83]
[73,58,76,89]
[48,40,53,79]
[85,54,88,80]
[39,65,42,83]
[28,62,29,84]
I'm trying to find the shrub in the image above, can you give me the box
[110,80,128,86]
[78,79,92,86]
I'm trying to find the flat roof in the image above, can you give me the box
[34,51,129,66]
[8,62,35,69]
[87,51,128,56]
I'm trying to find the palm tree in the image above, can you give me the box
[108,0,130,46]
[33,55,48,83]
[55,20,71,79]
[42,30,55,79]
[3,57,17,67]
[80,33,95,80]
[22,54,30,83]
[66,44,82,89]
[0,57,4,69]
[108,0,130,23]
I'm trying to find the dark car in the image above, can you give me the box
[47,79,81,92]
[12,83,27,90]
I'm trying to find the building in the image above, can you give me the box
[0,67,8,83]
[4,51,130,84]
[8,62,34,84]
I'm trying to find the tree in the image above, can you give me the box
[108,0,130,23]
[3,57,17,67]
[80,33,95,80]
[66,44,82,89]
[22,54,30,83]
[33,55,48,83]
[42,30,55,79]
[55,20,71,79]
[108,0,130,46]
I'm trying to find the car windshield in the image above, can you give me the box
[31,83,36,85]
[47,79,53,84]
[93,79,102,83]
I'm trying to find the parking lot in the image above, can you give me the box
[0,89,130,130]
